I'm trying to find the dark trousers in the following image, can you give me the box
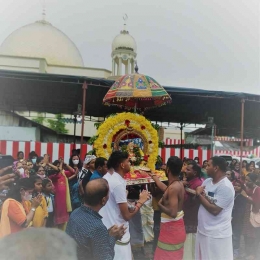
[232,226,242,250]
[153,210,161,253]
[46,212,54,228]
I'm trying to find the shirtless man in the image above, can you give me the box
[149,156,186,260]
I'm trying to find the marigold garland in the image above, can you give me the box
[93,112,158,170]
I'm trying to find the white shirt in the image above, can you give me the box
[45,195,53,213]
[99,172,130,242]
[197,177,235,238]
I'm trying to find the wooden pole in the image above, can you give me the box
[180,123,183,160]
[240,99,245,175]
[80,81,87,158]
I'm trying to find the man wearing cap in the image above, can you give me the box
[77,155,96,194]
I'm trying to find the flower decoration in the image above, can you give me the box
[143,155,149,161]
[149,140,153,144]
[93,112,159,170]
[141,125,146,130]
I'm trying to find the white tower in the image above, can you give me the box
[111,16,137,77]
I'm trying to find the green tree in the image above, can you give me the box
[47,114,68,134]
[32,113,45,125]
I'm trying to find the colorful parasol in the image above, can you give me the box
[103,71,172,111]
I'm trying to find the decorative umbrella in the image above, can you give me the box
[103,67,171,111]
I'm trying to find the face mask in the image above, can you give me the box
[32,158,37,164]
[18,168,25,176]
[23,191,32,201]
[195,160,198,163]
[37,174,46,179]
[73,159,79,165]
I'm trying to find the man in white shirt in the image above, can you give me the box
[195,156,235,260]
[99,151,150,260]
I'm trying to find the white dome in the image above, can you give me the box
[0,20,84,67]
[112,30,137,52]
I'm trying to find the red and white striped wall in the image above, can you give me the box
[1,140,259,165]
[215,147,260,158]
[0,140,210,164]
[215,136,253,146]
[0,141,92,163]
[159,147,211,164]
[165,139,185,145]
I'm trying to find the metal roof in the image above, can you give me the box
[0,69,259,138]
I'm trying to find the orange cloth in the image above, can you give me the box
[0,199,27,238]
[24,197,48,227]
[242,167,249,176]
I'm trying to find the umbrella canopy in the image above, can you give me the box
[103,73,172,111]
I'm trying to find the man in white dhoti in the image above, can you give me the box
[99,151,150,260]
[195,156,234,260]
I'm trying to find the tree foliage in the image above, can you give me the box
[32,113,45,125]
[47,114,68,134]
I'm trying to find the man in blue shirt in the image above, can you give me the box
[90,157,108,181]
[66,178,126,260]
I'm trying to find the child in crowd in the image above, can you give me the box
[25,176,48,227]
[42,178,55,228]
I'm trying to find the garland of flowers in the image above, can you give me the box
[93,112,158,170]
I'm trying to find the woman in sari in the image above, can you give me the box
[0,178,41,238]
[48,160,72,230]
[242,160,248,176]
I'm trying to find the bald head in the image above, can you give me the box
[0,228,77,260]
[84,178,109,206]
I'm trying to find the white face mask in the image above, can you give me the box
[18,168,24,176]
[73,159,79,165]
[32,158,37,164]
[23,191,32,201]
[37,174,46,179]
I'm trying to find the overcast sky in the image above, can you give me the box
[0,0,259,94]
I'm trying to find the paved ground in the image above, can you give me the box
[132,236,259,260]
[132,242,153,260]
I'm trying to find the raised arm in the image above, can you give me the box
[148,172,167,192]
[64,163,75,175]
[47,163,59,171]
[0,166,13,176]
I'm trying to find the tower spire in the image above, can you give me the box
[123,14,128,31]
[41,0,46,21]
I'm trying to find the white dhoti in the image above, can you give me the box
[114,242,132,260]
[183,233,196,260]
[195,232,233,260]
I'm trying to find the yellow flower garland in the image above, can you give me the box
[94,112,158,170]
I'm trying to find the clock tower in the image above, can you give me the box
[111,17,137,78]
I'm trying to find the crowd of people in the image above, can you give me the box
[0,149,259,260]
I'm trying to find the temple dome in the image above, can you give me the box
[112,29,137,52]
[0,20,84,67]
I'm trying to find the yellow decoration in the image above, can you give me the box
[94,112,159,170]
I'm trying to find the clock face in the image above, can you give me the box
[122,55,127,60]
